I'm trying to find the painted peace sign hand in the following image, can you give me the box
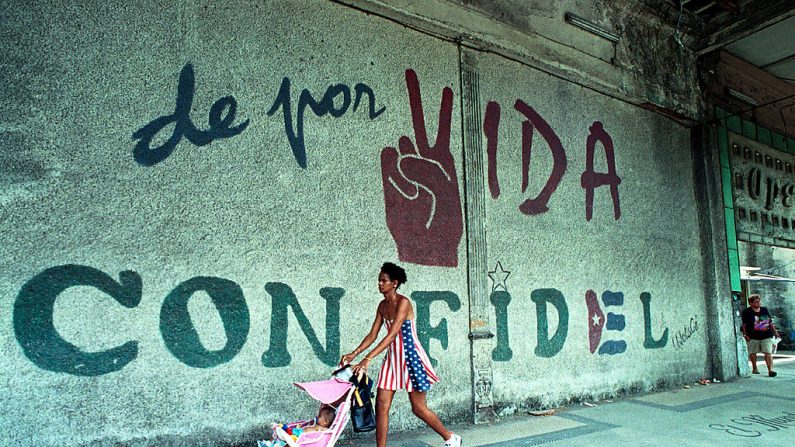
[380,69,463,267]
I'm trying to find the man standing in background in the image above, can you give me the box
[742,294,780,377]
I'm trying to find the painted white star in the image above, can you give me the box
[592,314,602,326]
[488,262,511,292]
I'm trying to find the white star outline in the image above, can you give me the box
[488,261,511,292]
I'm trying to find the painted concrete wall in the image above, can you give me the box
[470,50,709,411]
[341,0,702,119]
[2,0,715,445]
[1,0,469,444]
[448,0,702,117]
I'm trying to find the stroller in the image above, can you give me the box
[260,376,356,447]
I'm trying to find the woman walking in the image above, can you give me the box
[341,262,462,447]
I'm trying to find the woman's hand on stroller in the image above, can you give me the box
[352,357,371,377]
[340,352,357,365]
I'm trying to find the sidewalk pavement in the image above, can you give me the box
[340,352,795,447]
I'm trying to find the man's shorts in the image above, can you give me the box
[747,338,774,354]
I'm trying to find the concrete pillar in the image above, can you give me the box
[692,124,740,380]
[459,46,497,423]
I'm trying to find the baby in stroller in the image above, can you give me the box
[303,407,336,433]
[257,407,336,447]
[257,375,354,447]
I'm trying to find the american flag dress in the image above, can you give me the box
[376,319,439,392]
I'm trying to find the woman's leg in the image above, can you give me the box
[376,388,395,447]
[408,391,452,440]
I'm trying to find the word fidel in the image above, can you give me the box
[13,265,668,377]
[710,411,795,437]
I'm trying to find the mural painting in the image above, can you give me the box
[483,102,622,219]
[11,66,670,377]
[132,65,625,271]
[380,69,463,268]
[13,264,669,375]
[0,1,711,444]
[586,290,627,355]
[133,63,385,168]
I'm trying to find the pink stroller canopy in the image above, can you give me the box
[294,378,353,405]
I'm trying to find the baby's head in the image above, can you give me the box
[317,407,336,428]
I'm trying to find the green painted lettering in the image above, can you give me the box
[412,291,461,367]
[531,288,568,358]
[13,265,142,376]
[640,292,668,349]
[261,283,343,367]
[490,291,512,361]
[160,276,250,368]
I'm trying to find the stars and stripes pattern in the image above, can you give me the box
[376,319,439,392]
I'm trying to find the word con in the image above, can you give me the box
[12,264,457,376]
[132,63,385,167]
[710,411,795,437]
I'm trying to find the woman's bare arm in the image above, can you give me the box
[340,305,384,365]
[352,297,410,374]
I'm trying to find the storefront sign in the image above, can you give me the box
[729,132,795,243]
